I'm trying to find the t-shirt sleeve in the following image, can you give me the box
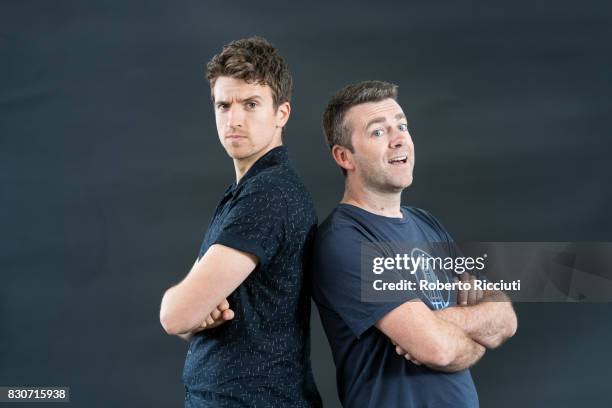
[213,181,286,268]
[312,224,418,338]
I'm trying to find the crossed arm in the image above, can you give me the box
[376,278,517,372]
[436,290,518,349]
[159,244,257,337]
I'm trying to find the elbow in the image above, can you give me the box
[489,312,518,349]
[160,303,194,336]
[497,310,518,344]
[160,311,182,335]
[160,311,194,336]
[505,312,518,339]
[160,287,193,335]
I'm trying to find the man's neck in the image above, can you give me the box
[233,141,283,183]
[341,181,403,218]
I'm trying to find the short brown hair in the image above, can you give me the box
[322,80,398,152]
[206,37,293,109]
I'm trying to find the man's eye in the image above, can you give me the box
[246,102,257,109]
[372,129,385,137]
[398,123,408,132]
[217,104,228,110]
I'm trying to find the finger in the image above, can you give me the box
[403,353,412,361]
[218,299,230,311]
[206,320,222,329]
[222,309,234,320]
[457,276,468,305]
[395,345,404,355]
[207,314,233,329]
[200,320,207,328]
[478,282,485,301]
[210,308,221,320]
[205,315,215,326]
[468,274,477,305]
[411,359,421,366]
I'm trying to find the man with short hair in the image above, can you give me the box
[160,37,322,407]
[312,80,517,407]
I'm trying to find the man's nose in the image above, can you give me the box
[389,128,407,149]
[226,105,244,128]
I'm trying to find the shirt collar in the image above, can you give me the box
[229,145,289,192]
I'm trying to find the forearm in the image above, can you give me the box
[160,284,220,335]
[377,301,486,372]
[425,317,486,372]
[160,260,208,335]
[160,245,255,336]
[436,292,517,348]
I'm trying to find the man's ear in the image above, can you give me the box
[331,145,355,173]
[275,102,291,128]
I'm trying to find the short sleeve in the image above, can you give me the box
[312,225,418,338]
[214,181,286,268]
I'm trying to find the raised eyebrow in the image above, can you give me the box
[365,114,408,130]
[396,113,410,127]
[365,117,386,130]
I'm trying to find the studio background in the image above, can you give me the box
[1,1,611,407]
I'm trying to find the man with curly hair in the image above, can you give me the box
[160,37,322,408]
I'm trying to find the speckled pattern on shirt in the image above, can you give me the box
[182,146,322,407]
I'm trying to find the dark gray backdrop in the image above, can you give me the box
[1,1,611,407]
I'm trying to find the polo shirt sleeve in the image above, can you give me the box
[312,224,418,338]
[214,181,286,268]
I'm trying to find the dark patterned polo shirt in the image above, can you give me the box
[182,146,322,407]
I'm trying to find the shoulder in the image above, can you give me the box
[234,170,288,208]
[244,164,309,198]
[314,207,372,253]
[317,207,359,237]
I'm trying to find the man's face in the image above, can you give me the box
[212,76,286,162]
[344,98,415,193]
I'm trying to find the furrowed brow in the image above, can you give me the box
[242,95,263,102]
[215,95,263,105]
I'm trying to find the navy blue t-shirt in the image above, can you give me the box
[183,146,322,407]
[312,204,478,408]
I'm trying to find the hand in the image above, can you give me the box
[457,272,483,306]
[391,341,421,365]
[193,298,235,332]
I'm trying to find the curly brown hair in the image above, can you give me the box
[206,37,293,109]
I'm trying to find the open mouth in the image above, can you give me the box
[388,155,408,165]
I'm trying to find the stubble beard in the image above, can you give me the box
[358,160,407,196]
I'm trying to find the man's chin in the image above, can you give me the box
[224,147,252,161]
[391,175,413,191]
